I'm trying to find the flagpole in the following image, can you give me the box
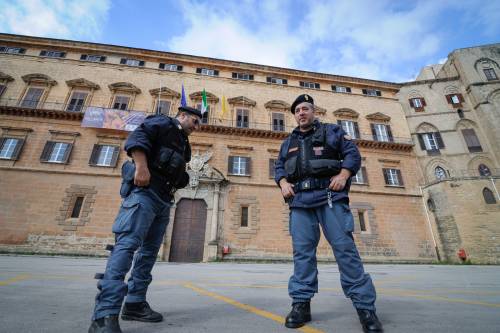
[157,79,162,115]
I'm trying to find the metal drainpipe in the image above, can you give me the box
[490,177,500,200]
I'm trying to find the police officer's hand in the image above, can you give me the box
[329,169,351,191]
[134,165,151,187]
[279,178,295,198]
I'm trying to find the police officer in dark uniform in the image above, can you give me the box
[275,94,383,332]
[88,106,202,333]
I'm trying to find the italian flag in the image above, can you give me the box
[201,89,208,114]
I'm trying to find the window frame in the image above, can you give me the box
[266,76,288,85]
[80,54,106,62]
[40,141,73,164]
[236,108,250,128]
[383,168,404,187]
[0,46,26,54]
[232,72,254,81]
[483,68,498,81]
[40,50,66,58]
[228,156,251,176]
[272,112,285,132]
[332,85,351,93]
[362,88,381,97]
[20,86,45,108]
[0,137,25,160]
[339,120,360,139]
[89,144,120,167]
[300,81,320,89]
[112,95,131,110]
[66,91,88,112]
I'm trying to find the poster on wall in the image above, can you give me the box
[81,107,146,131]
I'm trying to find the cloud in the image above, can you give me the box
[0,0,110,40]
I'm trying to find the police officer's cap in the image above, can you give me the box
[291,94,314,114]
[178,106,202,118]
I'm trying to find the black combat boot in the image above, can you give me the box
[285,301,311,328]
[88,315,122,333]
[357,309,383,332]
[121,301,163,322]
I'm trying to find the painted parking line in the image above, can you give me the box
[183,283,325,333]
[0,274,31,286]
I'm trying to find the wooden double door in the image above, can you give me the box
[169,199,207,263]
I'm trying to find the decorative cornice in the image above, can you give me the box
[333,108,359,119]
[149,86,180,98]
[355,139,413,151]
[0,71,14,82]
[264,100,290,110]
[189,91,219,103]
[227,96,256,107]
[366,112,391,122]
[108,82,141,94]
[66,78,100,90]
[49,129,81,137]
[314,105,326,115]
[227,145,254,150]
[400,75,460,87]
[198,124,289,139]
[22,73,57,86]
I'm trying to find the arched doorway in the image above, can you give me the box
[169,199,207,262]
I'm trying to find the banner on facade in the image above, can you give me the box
[81,107,146,131]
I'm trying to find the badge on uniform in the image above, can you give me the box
[313,146,324,156]
[344,135,352,140]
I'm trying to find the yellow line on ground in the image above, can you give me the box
[0,274,31,286]
[183,283,325,333]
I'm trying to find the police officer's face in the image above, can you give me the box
[294,102,315,129]
[179,112,201,136]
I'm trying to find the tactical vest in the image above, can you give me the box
[284,123,342,182]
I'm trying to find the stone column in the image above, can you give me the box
[207,183,220,260]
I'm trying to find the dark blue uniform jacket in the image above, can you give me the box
[274,121,361,208]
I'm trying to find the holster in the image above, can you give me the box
[119,160,135,198]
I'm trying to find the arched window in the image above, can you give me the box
[483,188,496,204]
[427,198,436,212]
[435,166,447,180]
[478,164,491,177]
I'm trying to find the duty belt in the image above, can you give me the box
[148,173,177,199]
[293,178,331,192]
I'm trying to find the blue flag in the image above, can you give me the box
[181,84,187,107]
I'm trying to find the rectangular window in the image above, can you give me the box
[229,156,250,176]
[461,128,483,153]
[80,54,106,62]
[383,168,403,186]
[120,58,145,67]
[300,81,320,89]
[89,144,120,167]
[196,104,210,124]
[49,142,70,163]
[339,120,359,139]
[156,100,171,115]
[358,211,367,232]
[266,77,288,85]
[423,133,438,150]
[409,97,426,110]
[0,46,26,54]
[332,85,351,93]
[113,95,130,110]
[70,196,85,218]
[21,87,44,108]
[362,89,381,97]
[236,108,249,128]
[196,68,219,76]
[40,50,66,58]
[269,159,276,178]
[372,123,392,142]
[240,206,249,227]
[446,93,463,106]
[159,63,182,71]
[418,132,444,154]
[66,91,88,112]
[484,68,497,81]
[352,166,367,184]
[272,113,285,131]
[232,72,254,80]
[0,138,24,160]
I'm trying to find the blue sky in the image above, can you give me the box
[1,0,499,82]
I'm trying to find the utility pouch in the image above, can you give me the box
[119,160,135,198]
[309,159,341,177]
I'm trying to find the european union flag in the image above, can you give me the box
[181,84,187,107]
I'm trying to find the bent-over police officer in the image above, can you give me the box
[275,94,383,332]
[89,106,202,333]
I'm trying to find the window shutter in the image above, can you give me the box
[396,169,404,186]
[376,90,382,96]
[331,85,337,91]
[63,143,73,164]
[387,125,393,142]
[139,61,145,66]
[408,99,415,107]
[228,156,234,174]
[362,166,368,184]
[382,168,389,184]
[159,63,165,69]
[0,138,4,151]
[362,89,367,95]
[213,70,219,76]
[177,65,183,71]
[232,72,237,78]
[315,83,320,89]
[89,144,100,165]
[268,159,275,177]
[40,141,55,162]
[110,146,120,167]
[196,68,202,74]
[12,139,25,160]
[282,79,288,85]
[445,94,452,104]
[346,87,352,93]
[354,122,360,139]
[421,98,427,106]
[370,124,377,141]
[246,157,251,176]
[80,54,87,60]
[0,85,6,97]
[120,58,127,64]
[60,52,66,58]
[40,50,47,56]
[300,81,305,87]
[417,134,426,150]
[266,77,272,83]
[458,93,465,103]
[435,132,445,149]
[462,129,482,152]
[249,74,254,80]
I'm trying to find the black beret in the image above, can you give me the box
[178,106,202,118]
[291,94,314,114]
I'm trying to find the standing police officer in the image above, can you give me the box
[89,106,201,333]
[275,94,383,332]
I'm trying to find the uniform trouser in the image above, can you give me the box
[288,200,376,310]
[92,188,171,320]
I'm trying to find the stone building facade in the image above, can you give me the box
[0,33,443,263]
[397,43,500,264]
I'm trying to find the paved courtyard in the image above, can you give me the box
[1,255,499,332]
